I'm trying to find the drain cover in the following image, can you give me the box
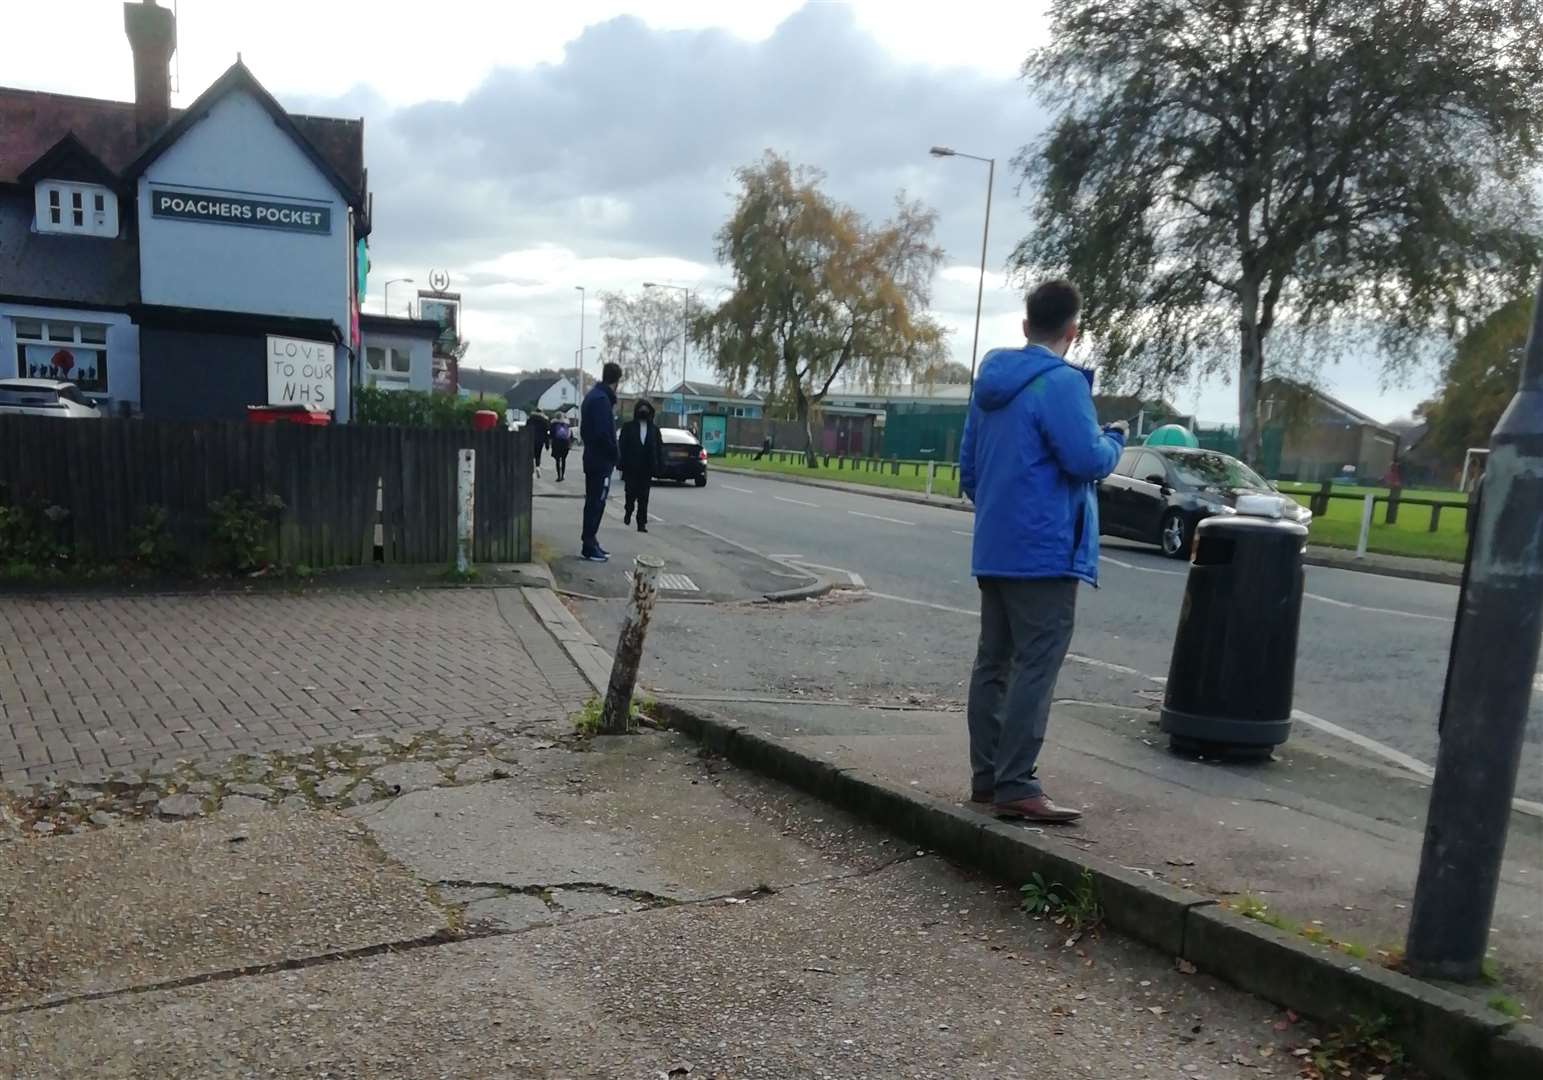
[626,571,700,592]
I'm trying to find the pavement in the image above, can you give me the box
[0,622,1324,1079]
[538,470,1542,1030]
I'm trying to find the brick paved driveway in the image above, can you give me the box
[0,589,590,785]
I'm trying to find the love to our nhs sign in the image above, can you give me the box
[150,187,331,234]
[266,335,334,408]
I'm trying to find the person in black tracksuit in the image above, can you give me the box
[579,363,622,561]
[527,410,550,477]
[618,399,664,533]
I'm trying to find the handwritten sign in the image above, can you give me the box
[266,335,334,408]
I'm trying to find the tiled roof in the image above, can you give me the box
[0,82,364,198]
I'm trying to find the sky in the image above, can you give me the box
[10,0,1446,425]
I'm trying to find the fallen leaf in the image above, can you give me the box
[1175,958,1198,975]
[1147,1006,1166,1017]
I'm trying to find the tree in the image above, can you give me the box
[696,152,948,463]
[600,290,694,397]
[924,360,973,385]
[1418,294,1534,467]
[1012,0,1543,464]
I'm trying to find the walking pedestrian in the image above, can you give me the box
[550,415,572,482]
[754,432,773,460]
[527,409,550,479]
[619,399,664,533]
[959,280,1126,824]
[579,362,624,562]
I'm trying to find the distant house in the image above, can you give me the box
[1260,378,1399,482]
[507,373,578,414]
[456,367,522,402]
[662,380,765,419]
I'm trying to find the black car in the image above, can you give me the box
[1098,446,1311,558]
[655,427,708,486]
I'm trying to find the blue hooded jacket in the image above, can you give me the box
[959,345,1124,585]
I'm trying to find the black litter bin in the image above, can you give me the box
[1160,507,1309,759]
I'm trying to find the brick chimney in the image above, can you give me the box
[124,0,175,144]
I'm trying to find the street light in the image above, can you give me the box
[644,281,692,426]
[929,145,995,393]
[574,286,587,400]
[383,277,414,316]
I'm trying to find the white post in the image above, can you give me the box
[1356,492,1375,559]
[457,448,475,573]
[926,459,936,497]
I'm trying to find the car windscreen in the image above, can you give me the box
[1166,453,1270,492]
[0,387,60,407]
[659,429,697,445]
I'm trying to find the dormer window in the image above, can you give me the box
[35,181,117,237]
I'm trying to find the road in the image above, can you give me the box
[570,468,1542,804]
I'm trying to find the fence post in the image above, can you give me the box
[1314,479,1332,517]
[1429,503,1442,533]
[1355,493,1375,558]
[456,448,475,574]
[600,556,663,735]
[926,460,936,497]
[1386,484,1402,525]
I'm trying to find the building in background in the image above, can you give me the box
[507,373,578,414]
[662,381,765,420]
[1260,378,1399,482]
[0,0,373,421]
[359,314,438,393]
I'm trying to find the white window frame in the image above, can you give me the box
[13,318,110,395]
[364,343,415,386]
[34,180,118,237]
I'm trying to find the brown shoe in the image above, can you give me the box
[993,795,1082,824]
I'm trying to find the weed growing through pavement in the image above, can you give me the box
[1487,993,1525,1019]
[572,698,603,737]
[1020,869,1102,933]
[1293,1013,1409,1080]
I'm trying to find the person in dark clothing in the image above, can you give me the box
[579,362,624,561]
[549,415,572,482]
[618,399,664,533]
[754,432,774,460]
[527,410,551,478]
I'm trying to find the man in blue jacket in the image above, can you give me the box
[579,361,623,562]
[959,280,1127,823]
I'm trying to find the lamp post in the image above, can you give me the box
[929,146,995,394]
[574,285,587,400]
[644,281,692,426]
[383,277,414,316]
[1404,275,1543,980]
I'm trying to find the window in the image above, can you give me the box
[1115,449,1141,476]
[1132,452,1169,485]
[34,181,117,237]
[364,344,413,386]
[13,318,110,395]
[1167,452,1270,493]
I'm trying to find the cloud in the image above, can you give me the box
[288,3,1044,375]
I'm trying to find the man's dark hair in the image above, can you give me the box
[602,361,623,386]
[1025,280,1082,339]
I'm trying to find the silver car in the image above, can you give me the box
[0,379,101,418]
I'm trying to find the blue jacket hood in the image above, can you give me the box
[973,346,1084,411]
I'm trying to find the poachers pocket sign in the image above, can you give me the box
[151,187,331,234]
[266,335,334,409]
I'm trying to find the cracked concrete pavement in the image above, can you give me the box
[3,726,1328,1079]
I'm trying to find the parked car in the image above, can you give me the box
[1098,446,1311,558]
[656,427,708,487]
[0,379,100,419]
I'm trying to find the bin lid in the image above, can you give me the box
[1143,424,1198,448]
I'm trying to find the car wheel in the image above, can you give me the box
[1159,510,1191,559]
[695,474,707,488]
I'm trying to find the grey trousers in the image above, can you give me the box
[967,577,1079,802]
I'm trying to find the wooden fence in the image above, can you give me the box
[0,416,532,568]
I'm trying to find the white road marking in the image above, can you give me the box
[723,484,756,494]
[865,587,1539,817]
[768,554,805,561]
[775,495,821,508]
[849,510,915,526]
[1100,555,1184,577]
[791,561,866,589]
[1304,593,1451,622]
[952,530,973,537]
